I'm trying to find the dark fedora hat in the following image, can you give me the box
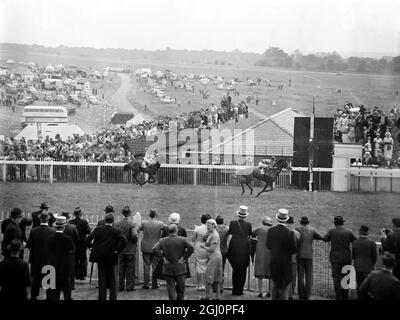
[359,225,369,235]
[392,218,400,228]
[334,216,345,224]
[104,205,114,213]
[73,207,82,215]
[10,208,23,219]
[299,216,310,224]
[121,206,132,216]
[39,202,49,209]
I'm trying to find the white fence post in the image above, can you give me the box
[97,165,101,184]
[193,168,197,185]
[2,163,6,182]
[49,162,53,183]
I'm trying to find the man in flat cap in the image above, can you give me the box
[323,216,357,300]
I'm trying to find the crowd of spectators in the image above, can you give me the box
[0,94,249,162]
[1,204,400,300]
[334,103,400,167]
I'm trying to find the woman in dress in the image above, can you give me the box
[201,219,223,300]
[227,205,252,296]
[383,131,394,167]
[192,214,211,291]
[252,216,273,298]
[373,131,383,159]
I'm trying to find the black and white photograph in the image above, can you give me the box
[0,0,400,310]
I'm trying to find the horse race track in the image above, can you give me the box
[1,182,399,239]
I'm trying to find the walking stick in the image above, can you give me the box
[89,262,94,285]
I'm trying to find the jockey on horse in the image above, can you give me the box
[258,156,276,175]
[141,148,159,181]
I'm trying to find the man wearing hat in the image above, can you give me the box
[322,216,357,300]
[359,252,400,300]
[31,202,55,228]
[96,205,115,227]
[1,208,24,260]
[295,216,323,299]
[61,212,79,290]
[115,206,138,291]
[266,209,297,300]
[46,216,75,300]
[286,216,301,300]
[69,207,91,280]
[352,225,377,297]
[87,214,127,300]
[227,205,253,296]
[26,212,56,300]
[152,224,194,300]
[0,240,31,300]
[381,217,400,280]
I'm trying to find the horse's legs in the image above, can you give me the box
[246,183,253,195]
[241,183,245,195]
[256,182,270,197]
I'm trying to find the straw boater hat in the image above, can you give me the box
[168,212,181,224]
[236,205,249,218]
[262,216,273,226]
[276,208,289,223]
[54,216,67,227]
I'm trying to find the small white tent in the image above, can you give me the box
[126,114,147,127]
[15,123,84,141]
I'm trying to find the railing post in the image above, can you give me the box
[193,168,197,185]
[2,162,6,182]
[370,171,374,192]
[49,162,53,183]
[97,164,101,184]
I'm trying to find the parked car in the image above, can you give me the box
[89,95,99,105]
[159,96,175,104]
[17,97,34,106]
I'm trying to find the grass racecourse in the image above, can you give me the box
[1,182,399,241]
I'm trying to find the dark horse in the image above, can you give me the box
[237,159,290,197]
[123,160,161,186]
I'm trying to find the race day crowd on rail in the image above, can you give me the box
[1,204,400,300]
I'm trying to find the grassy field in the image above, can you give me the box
[130,62,400,120]
[1,182,399,241]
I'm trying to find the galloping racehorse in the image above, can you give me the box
[123,159,161,186]
[237,159,290,197]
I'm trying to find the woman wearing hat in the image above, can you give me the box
[227,205,252,296]
[383,131,394,167]
[252,216,273,298]
[200,219,223,300]
[192,214,211,291]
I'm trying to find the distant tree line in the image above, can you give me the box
[255,47,400,74]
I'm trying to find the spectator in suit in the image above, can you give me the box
[61,212,79,289]
[295,216,323,300]
[0,240,31,300]
[26,212,56,300]
[227,205,252,296]
[46,216,75,300]
[1,208,24,260]
[215,216,229,293]
[323,216,357,300]
[87,213,127,300]
[352,225,378,297]
[139,208,165,289]
[381,217,400,280]
[152,224,194,300]
[359,252,400,300]
[252,216,273,298]
[96,205,115,226]
[69,207,91,280]
[1,215,32,246]
[115,206,138,292]
[286,216,301,300]
[31,202,55,228]
[267,209,297,300]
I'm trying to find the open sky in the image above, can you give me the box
[1,0,399,56]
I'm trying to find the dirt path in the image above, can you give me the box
[111,73,152,121]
